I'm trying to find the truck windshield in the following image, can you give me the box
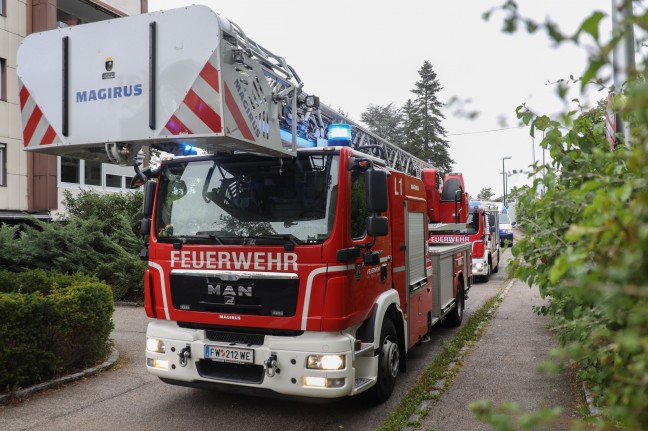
[498,213,510,224]
[462,212,480,235]
[155,153,339,245]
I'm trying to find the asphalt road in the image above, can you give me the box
[0,248,513,431]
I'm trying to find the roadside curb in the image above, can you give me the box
[0,347,120,404]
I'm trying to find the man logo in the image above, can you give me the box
[105,57,113,72]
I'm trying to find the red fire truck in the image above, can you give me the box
[17,5,471,402]
[429,199,500,282]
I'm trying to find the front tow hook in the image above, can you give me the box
[179,345,191,367]
[264,354,278,378]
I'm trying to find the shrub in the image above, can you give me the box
[0,216,146,301]
[0,271,113,389]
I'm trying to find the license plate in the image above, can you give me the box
[204,345,254,364]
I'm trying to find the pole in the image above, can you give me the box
[502,159,506,206]
[502,156,511,207]
[611,0,636,146]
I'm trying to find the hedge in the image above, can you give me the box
[0,270,114,390]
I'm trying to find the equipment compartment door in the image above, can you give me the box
[406,210,430,346]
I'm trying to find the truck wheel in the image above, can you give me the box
[492,251,499,273]
[482,261,491,282]
[445,282,464,328]
[368,318,399,403]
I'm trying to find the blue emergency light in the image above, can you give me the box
[279,128,316,148]
[327,124,352,146]
[178,143,198,156]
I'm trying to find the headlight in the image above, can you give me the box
[146,338,165,353]
[146,358,169,370]
[474,262,484,270]
[302,377,345,388]
[306,354,345,370]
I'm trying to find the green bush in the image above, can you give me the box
[486,3,648,429]
[0,214,146,301]
[0,271,113,389]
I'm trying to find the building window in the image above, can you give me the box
[0,58,6,102]
[0,144,6,187]
[0,0,5,17]
[84,161,102,186]
[106,174,122,188]
[61,157,80,183]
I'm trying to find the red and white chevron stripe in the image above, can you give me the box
[19,82,60,148]
[161,55,224,136]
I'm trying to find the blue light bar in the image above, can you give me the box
[327,124,352,146]
[279,128,316,148]
[177,143,198,156]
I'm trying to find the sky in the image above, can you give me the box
[149,0,612,199]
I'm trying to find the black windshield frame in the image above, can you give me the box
[155,153,339,245]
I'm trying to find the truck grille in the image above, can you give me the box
[205,330,264,345]
[196,360,264,384]
[170,272,299,317]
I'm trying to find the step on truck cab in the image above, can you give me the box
[17,5,470,403]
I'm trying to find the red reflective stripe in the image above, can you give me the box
[19,86,30,110]
[223,84,254,141]
[41,126,57,145]
[23,106,43,146]
[165,115,192,135]
[184,89,222,133]
[199,62,219,93]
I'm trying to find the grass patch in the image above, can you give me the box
[377,284,508,431]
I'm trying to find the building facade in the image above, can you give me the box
[0,0,147,221]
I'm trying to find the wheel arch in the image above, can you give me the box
[355,289,406,356]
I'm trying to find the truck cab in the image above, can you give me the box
[466,203,500,282]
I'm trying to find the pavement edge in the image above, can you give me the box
[0,347,120,404]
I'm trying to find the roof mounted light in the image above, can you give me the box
[298,94,320,110]
[327,124,351,146]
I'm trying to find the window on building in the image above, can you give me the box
[61,157,80,183]
[84,161,102,186]
[106,174,122,188]
[0,58,6,102]
[57,9,86,27]
[125,176,134,188]
[0,0,6,17]
[0,144,6,187]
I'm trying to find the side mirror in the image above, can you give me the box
[365,169,388,213]
[490,226,495,233]
[367,216,388,237]
[512,221,517,227]
[140,218,152,236]
[142,180,157,218]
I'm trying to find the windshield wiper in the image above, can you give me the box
[244,234,303,250]
[172,234,224,245]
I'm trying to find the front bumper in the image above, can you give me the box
[500,232,514,243]
[471,258,488,276]
[145,320,377,399]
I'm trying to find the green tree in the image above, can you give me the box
[477,187,495,201]
[360,103,404,146]
[411,61,454,172]
[401,99,422,156]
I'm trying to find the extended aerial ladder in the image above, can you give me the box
[17,6,432,178]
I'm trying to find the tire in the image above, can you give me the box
[367,318,399,403]
[445,282,464,328]
[482,260,491,282]
[492,251,499,273]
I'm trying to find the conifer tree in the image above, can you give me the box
[411,61,454,172]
